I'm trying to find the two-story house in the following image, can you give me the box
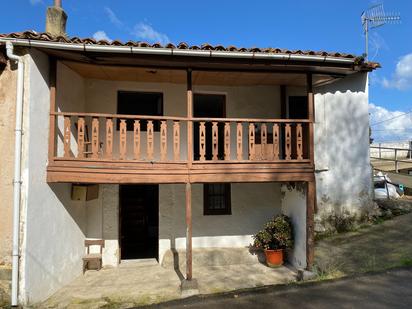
[0,2,379,306]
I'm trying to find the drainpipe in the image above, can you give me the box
[6,41,24,307]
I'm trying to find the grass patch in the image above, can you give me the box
[400,258,412,267]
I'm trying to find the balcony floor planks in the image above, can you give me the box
[47,160,314,184]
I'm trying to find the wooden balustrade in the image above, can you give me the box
[54,112,186,162]
[52,112,310,163]
[193,118,309,162]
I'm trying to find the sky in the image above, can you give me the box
[2,0,412,142]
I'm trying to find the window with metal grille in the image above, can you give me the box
[203,183,231,215]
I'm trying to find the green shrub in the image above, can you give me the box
[253,214,294,250]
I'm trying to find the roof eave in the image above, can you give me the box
[0,37,358,66]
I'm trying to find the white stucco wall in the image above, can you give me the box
[313,73,373,218]
[159,183,282,263]
[280,184,307,269]
[56,63,85,157]
[85,184,119,267]
[19,51,87,304]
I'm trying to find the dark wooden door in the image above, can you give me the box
[119,185,159,260]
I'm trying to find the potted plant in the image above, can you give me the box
[252,214,294,267]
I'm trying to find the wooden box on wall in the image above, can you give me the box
[71,184,99,201]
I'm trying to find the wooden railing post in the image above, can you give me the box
[236,122,243,161]
[147,120,154,161]
[248,123,255,160]
[285,123,291,160]
[105,118,113,159]
[173,121,180,161]
[212,122,218,161]
[160,120,167,161]
[199,122,206,161]
[77,117,85,159]
[273,123,280,160]
[133,120,141,160]
[296,123,303,160]
[224,122,231,160]
[91,117,99,159]
[261,123,267,160]
[119,119,127,160]
[63,116,71,158]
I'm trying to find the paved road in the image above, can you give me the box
[143,267,412,309]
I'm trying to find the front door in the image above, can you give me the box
[119,185,159,260]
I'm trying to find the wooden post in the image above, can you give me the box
[48,58,57,163]
[307,73,315,164]
[187,69,193,165]
[186,69,193,281]
[306,73,316,270]
[306,180,316,270]
[185,182,192,280]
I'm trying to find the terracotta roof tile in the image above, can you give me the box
[0,30,381,70]
[0,31,356,57]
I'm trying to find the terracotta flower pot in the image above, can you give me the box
[264,249,283,267]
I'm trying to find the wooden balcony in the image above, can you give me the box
[47,112,314,184]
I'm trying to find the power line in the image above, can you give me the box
[370,110,412,126]
[373,128,412,131]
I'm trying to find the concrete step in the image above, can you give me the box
[161,247,265,269]
[119,258,158,268]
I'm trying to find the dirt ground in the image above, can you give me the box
[315,211,412,278]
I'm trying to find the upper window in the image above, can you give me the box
[204,183,231,215]
[117,91,163,131]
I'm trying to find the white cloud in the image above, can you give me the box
[382,53,412,90]
[132,22,169,45]
[369,103,412,142]
[104,7,123,28]
[29,0,43,5]
[93,31,112,42]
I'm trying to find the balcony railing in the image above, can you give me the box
[51,112,311,164]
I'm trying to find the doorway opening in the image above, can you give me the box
[119,185,159,260]
[193,93,226,160]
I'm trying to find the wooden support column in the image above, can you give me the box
[306,74,316,270]
[186,68,193,281]
[185,182,192,280]
[306,180,316,270]
[307,73,315,163]
[187,69,193,166]
[48,58,57,163]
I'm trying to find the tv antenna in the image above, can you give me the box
[361,3,400,61]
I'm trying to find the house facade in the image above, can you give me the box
[0,18,378,306]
